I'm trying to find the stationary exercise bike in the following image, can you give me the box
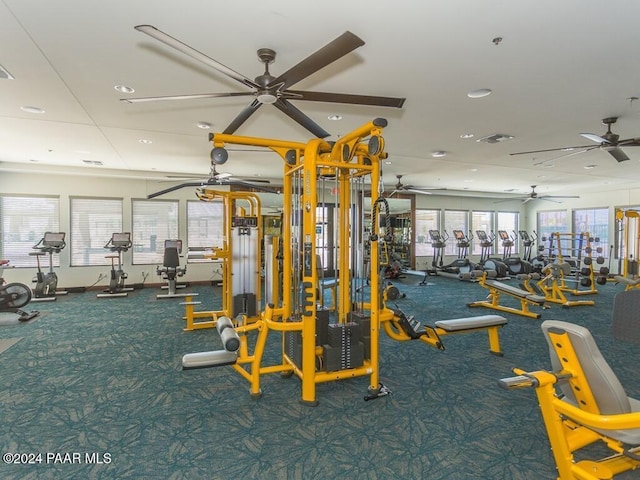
[29,232,67,302]
[0,260,39,322]
[97,232,134,298]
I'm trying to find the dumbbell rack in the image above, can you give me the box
[550,232,598,296]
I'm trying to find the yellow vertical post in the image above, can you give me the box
[300,139,322,406]
[368,157,381,393]
[338,168,351,323]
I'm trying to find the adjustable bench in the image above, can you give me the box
[468,275,547,319]
[392,310,508,355]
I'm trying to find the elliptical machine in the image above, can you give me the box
[97,232,134,298]
[475,230,509,278]
[498,230,533,275]
[29,232,67,302]
[0,260,39,322]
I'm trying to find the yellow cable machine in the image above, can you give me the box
[182,118,508,405]
[182,190,263,330]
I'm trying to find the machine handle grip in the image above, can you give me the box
[497,375,538,390]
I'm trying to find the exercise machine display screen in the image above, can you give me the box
[43,232,66,248]
[112,232,132,248]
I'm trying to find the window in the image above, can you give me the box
[471,211,494,256]
[572,208,609,255]
[443,210,467,256]
[414,209,439,257]
[537,210,568,252]
[132,199,179,265]
[0,196,60,267]
[187,200,224,263]
[497,211,519,256]
[70,197,123,266]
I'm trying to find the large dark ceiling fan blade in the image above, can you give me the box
[135,25,259,90]
[603,146,630,162]
[273,99,330,138]
[580,133,608,143]
[147,181,205,199]
[532,147,597,166]
[122,92,255,103]
[510,145,595,156]
[148,178,277,199]
[223,99,262,135]
[285,90,405,108]
[269,31,365,90]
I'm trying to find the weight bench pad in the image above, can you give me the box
[435,315,507,331]
[485,279,546,303]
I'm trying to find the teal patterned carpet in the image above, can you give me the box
[0,276,638,479]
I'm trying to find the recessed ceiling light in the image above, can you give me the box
[384,161,392,165]
[328,114,342,121]
[460,133,474,139]
[431,151,446,158]
[139,139,152,144]
[20,105,45,114]
[584,164,598,170]
[469,168,478,172]
[561,147,575,152]
[197,122,212,129]
[467,88,492,98]
[114,84,135,94]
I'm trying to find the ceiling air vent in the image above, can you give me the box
[82,160,103,166]
[476,133,514,144]
[0,64,14,80]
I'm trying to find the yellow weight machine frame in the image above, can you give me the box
[614,209,640,290]
[499,321,640,480]
[182,118,507,405]
[182,190,263,330]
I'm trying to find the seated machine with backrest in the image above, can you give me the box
[499,320,640,479]
[156,239,189,299]
[97,232,133,298]
[29,231,68,302]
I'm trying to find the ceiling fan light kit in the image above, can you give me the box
[126,25,405,138]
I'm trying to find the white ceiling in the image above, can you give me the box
[2,0,640,200]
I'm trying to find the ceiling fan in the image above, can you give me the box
[499,185,580,204]
[124,25,405,138]
[387,175,445,197]
[511,117,640,163]
[147,164,278,199]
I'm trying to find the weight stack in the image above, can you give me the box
[284,330,302,370]
[323,322,364,372]
[283,312,331,370]
[349,311,371,360]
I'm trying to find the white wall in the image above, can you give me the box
[0,171,226,288]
